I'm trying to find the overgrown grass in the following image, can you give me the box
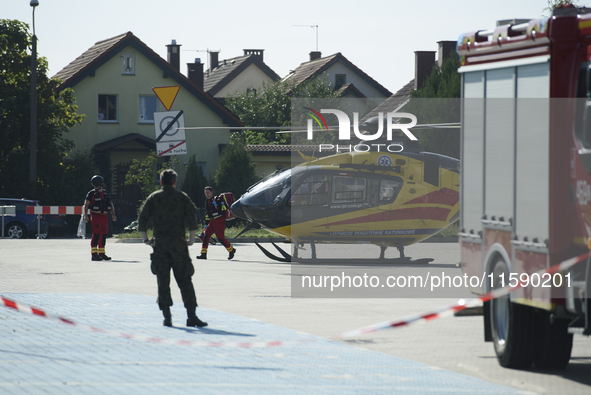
[224,225,279,238]
[433,221,459,238]
[116,221,459,239]
[115,223,279,239]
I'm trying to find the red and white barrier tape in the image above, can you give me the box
[26,206,83,215]
[3,252,588,345]
[335,251,590,338]
[0,296,288,348]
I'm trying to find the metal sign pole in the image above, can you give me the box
[1,206,15,238]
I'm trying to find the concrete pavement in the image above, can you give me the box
[1,293,522,395]
[0,238,590,394]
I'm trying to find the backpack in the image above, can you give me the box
[219,192,236,220]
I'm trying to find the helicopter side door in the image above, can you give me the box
[369,176,405,234]
[289,172,331,238]
[325,172,370,237]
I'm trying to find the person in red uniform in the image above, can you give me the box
[196,186,236,260]
[84,175,117,261]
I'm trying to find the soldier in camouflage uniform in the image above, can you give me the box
[138,169,207,328]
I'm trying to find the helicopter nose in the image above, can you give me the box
[231,199,246,220]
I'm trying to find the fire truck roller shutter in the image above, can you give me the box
[515,61,550,244]
[460,71,485,235]
[484,67,515,224]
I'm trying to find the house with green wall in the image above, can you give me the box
[53,32,242,219]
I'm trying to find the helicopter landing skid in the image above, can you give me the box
[384,257,434,264]
[254,241,291,263]
[254,241,434,264]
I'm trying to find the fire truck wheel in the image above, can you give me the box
[490,257,535,369]
[533,312,573,369]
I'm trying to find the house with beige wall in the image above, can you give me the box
[202,49,280,102]
[54,32,242,219]
[282,52,393,99]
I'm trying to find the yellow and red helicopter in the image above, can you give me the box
[230,133,460,263]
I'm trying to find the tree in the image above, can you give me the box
[544,0,583,14]
[410,51,461,100]
[0,19,84,199]
[181,155,209,207]
[125,152,159,200]
[405,51,461,158]
[45,150,100,206]
[125,152,180,200]
[225,75,341,145]
[214,140,257,199]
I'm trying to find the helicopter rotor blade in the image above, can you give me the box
[177,126,321,131]
[176,123,460,133]
[275,122,461,133]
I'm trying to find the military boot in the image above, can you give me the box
[162,306,172,327]
[186,308,207,327]
[196,253,207,260]
[186,316,207,327]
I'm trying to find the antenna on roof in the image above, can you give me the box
[293,24,318,51]
[182,48,221,71]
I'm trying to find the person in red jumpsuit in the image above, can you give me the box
[196,186,236,260]
[84,175,117,261]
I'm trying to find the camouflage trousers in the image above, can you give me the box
[150,236,197,311]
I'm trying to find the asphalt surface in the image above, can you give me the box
[0,237,590,394]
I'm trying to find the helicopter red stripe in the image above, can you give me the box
[320,207,451,227]
[402,189,459,206]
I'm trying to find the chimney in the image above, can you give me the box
[309,51,322,61]
[414,51,436,90]
[243,49,264,61]
[166,39,181,71]
[437,41,457,67]
[187,58,204,89]
[210,51,219,69]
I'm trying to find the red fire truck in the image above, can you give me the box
[457,6,590,369]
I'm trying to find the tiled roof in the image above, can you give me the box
[282,54,338,88]
[93,133,155,152]
[204,55,249,92]
[282,53,392,97]
[335,83,366,98]
[362,79,415,122]
[52,32,243,127]
[246,144,328,152]
[53,33,128,83]
[203,54,280,96]
[245,145,339,156]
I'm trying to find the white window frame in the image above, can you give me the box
[98,94,118,122]
[122,53,134,75]
[138,95,158,123]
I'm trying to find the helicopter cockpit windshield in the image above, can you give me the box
[243,169,291,207]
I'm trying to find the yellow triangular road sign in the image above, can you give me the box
[152,86,180,111]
